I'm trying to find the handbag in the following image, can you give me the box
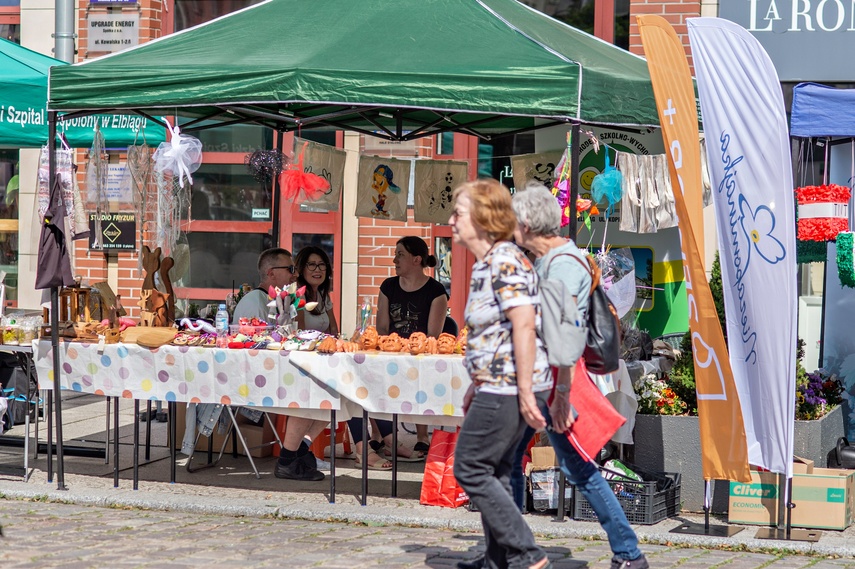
[539,253,587,367]
[571,255,622,374]
[828,437,855,469]
[419,429,469,508]
[548,360,627,462]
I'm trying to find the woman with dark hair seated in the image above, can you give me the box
[347,236,448,467]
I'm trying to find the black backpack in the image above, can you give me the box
[571,255,622,374]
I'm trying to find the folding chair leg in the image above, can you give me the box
[224,407,261,479]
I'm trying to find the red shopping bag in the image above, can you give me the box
[419,429,469,508]
[549,358,627,463]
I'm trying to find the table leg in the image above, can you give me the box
[391,413,398,498]
[144,400,152,461]
[46,390,53,483]
[169,401,177,484]
[113,397,120,488]
[329,409,335,504]
[133,399,140,490]
[105,398,111,465]
[33,389,41,461]
[361,409,368,506]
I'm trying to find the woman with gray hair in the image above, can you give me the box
[511,182,649,569]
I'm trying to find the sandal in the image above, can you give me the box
[383,443,425,462]
[354,450,393,471]
[414,441,431,453]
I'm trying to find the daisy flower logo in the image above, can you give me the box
[738,195,786,265]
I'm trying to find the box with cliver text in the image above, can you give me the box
[728,467,855,530]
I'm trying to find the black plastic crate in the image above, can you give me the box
[573,463,681,525]
[529,468,573,514]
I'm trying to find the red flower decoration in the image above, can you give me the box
[795,184,851,242]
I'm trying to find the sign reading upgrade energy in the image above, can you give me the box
[89,14,140,52]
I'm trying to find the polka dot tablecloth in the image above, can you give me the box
[287,350,471,419]
[33,340,340,410]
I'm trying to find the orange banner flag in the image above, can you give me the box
[637,15,750,483]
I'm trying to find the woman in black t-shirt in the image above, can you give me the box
[377,237,449,339]
[348,236,449,464]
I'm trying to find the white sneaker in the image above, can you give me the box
[315,458,331,471]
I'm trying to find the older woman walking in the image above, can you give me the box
[512,182,649,569]
[450,179,552,569]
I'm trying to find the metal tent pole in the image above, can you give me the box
[48,111,67,491]
[271,130,284,247]
[568,122,581,239]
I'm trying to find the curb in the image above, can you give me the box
[0,482,852,558]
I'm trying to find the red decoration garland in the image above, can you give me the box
[795,184,851,242]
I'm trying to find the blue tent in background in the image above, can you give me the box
[791,82,855,138]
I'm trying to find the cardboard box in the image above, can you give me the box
[729,467,855,530]
[526,446,558,475]
[172,405,275,458]
[793,456,814,474]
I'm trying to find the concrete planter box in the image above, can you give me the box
[627,406,845,514]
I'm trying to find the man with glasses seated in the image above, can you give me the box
[233,247,297,323]
[232,247,330,481]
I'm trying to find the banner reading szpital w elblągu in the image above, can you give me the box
[688,17,797,478]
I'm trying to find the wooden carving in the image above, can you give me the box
[141,245,161,291]
[159,256,176,325]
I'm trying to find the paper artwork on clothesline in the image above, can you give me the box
[616,152,679,233]
[511,151,563,192]
[296,137,346,212]
[413,159,468,224]
[355,155,410,222]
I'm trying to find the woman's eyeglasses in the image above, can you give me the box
[306,262,328,272]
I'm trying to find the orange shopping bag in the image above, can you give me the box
[419,429,469,508]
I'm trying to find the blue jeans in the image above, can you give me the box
[511,426,535,512]
[454,391,548,569]
[540,400,642,561]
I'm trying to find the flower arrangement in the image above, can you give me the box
[796,367,844,420]
[636,373,688,416]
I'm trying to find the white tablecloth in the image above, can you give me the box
[33,341,472,426]
[33,341,340,411]
[287,350,470,426]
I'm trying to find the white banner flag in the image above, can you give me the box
[688,18,797,477]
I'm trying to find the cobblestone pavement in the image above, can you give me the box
[0,499,853,569]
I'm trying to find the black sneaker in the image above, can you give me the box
[611,555,649,569]
[275,458,325,481]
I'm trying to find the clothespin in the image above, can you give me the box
[584,129,600,154]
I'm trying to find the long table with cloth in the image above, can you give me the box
[31,339,470,502]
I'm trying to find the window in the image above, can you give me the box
[0,150,18,302]
[0,0,19,45]
[186,164,272,222]
[173,0,264,32]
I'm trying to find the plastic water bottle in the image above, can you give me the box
[215,304,229,348]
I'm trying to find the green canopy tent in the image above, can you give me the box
[44,0,666,492]
[0,38,163,148]
[48,0,660,137]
